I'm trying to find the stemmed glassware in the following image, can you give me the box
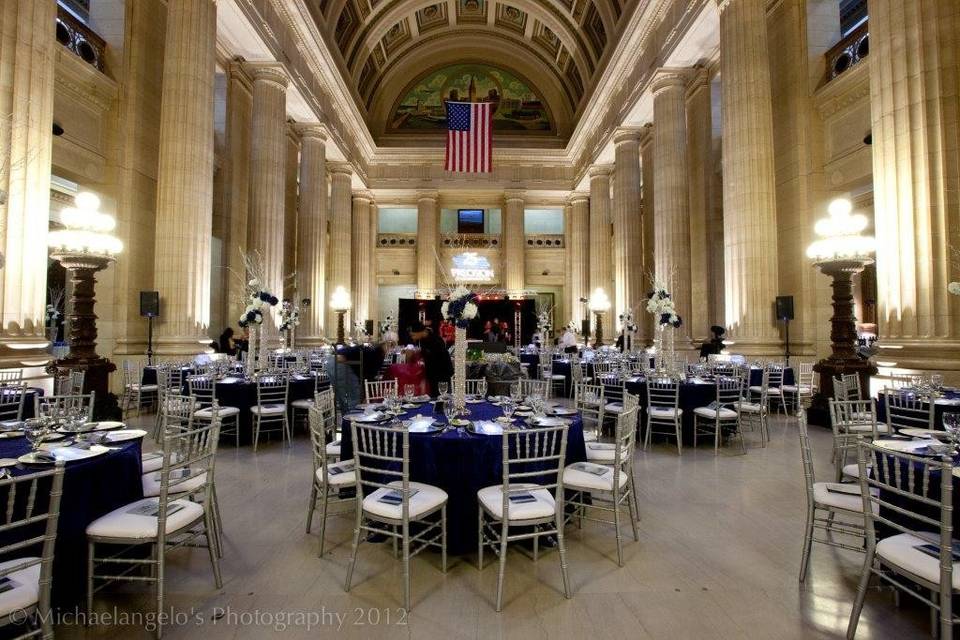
[943,413,960,451]
[438,382,449,397]
[500,398,516,424]
[23,418,46,453]
[404,384,415,404]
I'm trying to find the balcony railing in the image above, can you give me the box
[823,19,868,85]
[376,233,564,249]
[377,233,417,247]
[56,5,106,73]
[525,234,564,248]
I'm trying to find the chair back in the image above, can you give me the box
[834,373,862,400]
[155,418,220,542]
[255,373,289,407]
[797,362,815,388]
[36,392,95,423]
[160,394,196,433]
[882,387,935,432]
[464,378,487,397]
[766,363,785,388]
[647,378,679,410]
[797,416,817,504]
[715,375,742,409]
[364,379,398,403]
[187,375,216,408]
[855,440,954,614]
[574,382,604,436]
[122,361,143,387]
[513,378,549,400]
[0,462,64,625]
[308,398,339,476]
[0,384,26,422]
[0,369,23,385]
[612,406,639,486]
[350,421,413,519]
[593,361,618,385]
[500,423,568,521]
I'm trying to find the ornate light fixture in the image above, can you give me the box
[48,192,123,416]
[807,198,877,416]
[588,287,611,347]
[329,286,352,346]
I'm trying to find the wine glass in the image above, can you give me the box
[501,398,516,423]
[24,419,45,453]
[404,384,415,404]
[944,413,960,447]
[510,383,522,403]
[438,382,448,397]
[931,374,944,394]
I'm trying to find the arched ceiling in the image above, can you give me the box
[307,0,634,142]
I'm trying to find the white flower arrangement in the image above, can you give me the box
[279,299,300,332]
[45,304,60,325]
[949,282,960,296]
[353,320,369,336]
[536,310,553,335]
[619,309,639,334]
[646,279,682,328]
[566,320,580,334]
[239,277,279,328]
[483,352,519,365]
[380,313,396,335]
[441,285,479,328]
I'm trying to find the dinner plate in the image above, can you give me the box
[549,407,577,416]
[0,431,23,439]
[527,416,566,427]
[406,420,442,434]
[98,429,148,443]
[401,403,419,409]
[514,410,533,417]
[63,421,125,434]
[0,458,17,468]
[465,397,485,404]
[349,413,390,423]
[874,438,941,453]
[900,428,947,440]
[470,421,503,435]
[450,418,471,427]
[410,395,431,403]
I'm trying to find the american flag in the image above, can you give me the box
[444,101,492,173]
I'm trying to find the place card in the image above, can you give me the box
[378,488,419,505]
[570,462,611,477]
[0,576,19,595]
[128,501,185,518]
[328,462,354,476]
[508,492,537,504]
[913,542,960,562]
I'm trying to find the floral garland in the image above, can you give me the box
[441,285,478,329]
[239,278,279,328]
[278,299,300,332]
[646,281,682,328]
[536,310,553,336]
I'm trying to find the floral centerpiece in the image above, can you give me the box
[619,309,639,352]
[238,277,279,372]
[646,280,681,373]
[535,309,552,348]
[279,299,300,347]
[566,320,580,335]
[442,285,479,414]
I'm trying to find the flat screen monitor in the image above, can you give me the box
[457,209,484,234]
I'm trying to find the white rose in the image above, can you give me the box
[441,301,450,317]
[950,282,960,296]
[463,301,478,319]
[248,278,259,287]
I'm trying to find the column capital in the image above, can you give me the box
[715,0,733,14]
[613,127,644,146]
[503,188,526,203]
[352,190,373,203]
[567,191,590,206]
[650,68,691,95]
[244,62,288,89]
[639,122,654,147]
[588,164,614,179]
[328,162,353,177]
[416,189,439,202]
[294,122,328,141]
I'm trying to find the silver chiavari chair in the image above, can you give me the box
[0,462,64,640]
[829,398,883,482]
[290,369,331,431]
[477,423,570,611]
[512,378,550,400]
[574,382,605,443]
[55,369,85,396]
[694,376,744,454]
[539,361,567,399]
[782,361,816,413]
[187,375,241,447]
[121,360,156,418]
[645,377,682,454]
[251,372,291,452]
[0,384,26,424]
[345,421,448,610]
[306,390,355,556]
[35,392,94,423]
[587,392,640,514]
[834,373,863,401]
[565,405,640,567]
[87,418,222,639]
[737,366,769,446]
[364,379,398,404]
[796,414,866,584]
[882,387,936,433]
[846,441,956,639]
[464,378,488,397]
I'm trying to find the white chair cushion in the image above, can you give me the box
[130,384,158,392]
[842,463,873,479]
[813,482,875,513]
[585,442,630,463]
[477,483,555,520]
[648,406,682,419]
[316,460,356,487]
[86,498,204,540]
[737,402,764,414]
[0,558,40,617]
[876,532,960,590]
[781,384,812,393]
[141,470,207,497]
[604,402,624,414]
[748,385,782,395]
[325,441,341,457]
[194,406,240,418]
[250,404,286,415]
[845,423,892,434]
[563,463,628,492]
[693,406,738,420]
[291,399,314,410]
[549,374,565,380]
[141,451,165,474]
[363,481,447,520]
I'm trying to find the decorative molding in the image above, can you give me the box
[244,62,289,88]
[813,61,869,119]
[650,67,691,94]
[54,48,117,114]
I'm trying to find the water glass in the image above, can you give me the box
[24,419,45,452]
[501,399,516,423]
[931,374,944,393]
[404,384,415,403]
[944,413,960,445]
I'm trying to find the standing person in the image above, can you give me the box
[219,327,237,356]
[439,319,455,345]
[408,321,453,397]
[559,326,577,353]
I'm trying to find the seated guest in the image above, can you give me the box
[698,325,726,359]
[219,327,237,356]
[407,320,453,396]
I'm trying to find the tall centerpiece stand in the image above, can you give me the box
[279,299,300,349]
[239,278,278,374]
[442,285,479,416]
[619,309,638,353]
[646,281,682,375]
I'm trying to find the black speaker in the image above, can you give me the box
[776,295,794,321]
[140,291,159,318]
[581,318,591,337]
[364,319,374,336]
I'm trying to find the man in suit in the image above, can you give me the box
[408,321,453,397]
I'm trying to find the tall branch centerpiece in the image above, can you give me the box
[646,280,682,374]
[442,285,479,415]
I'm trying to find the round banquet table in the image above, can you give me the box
[339,400,587,555]
[874,389,960,428]
[0,435,144,607]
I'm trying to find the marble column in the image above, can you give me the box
[640,126,655,344]
[367,199,379,335]
[415,190,439,298]
[588,166,614,301]
[503,190,526,297]
[326,163,353,333]
[283,128,300,299]
[870,0,960,373]
[567,193,590,325]
[652,69,693,346]
[351,191,373,330]
[612,128,644,320]
[294,124,327,344]
[245,63,288,342]
[151,0,216,355]
[686,69,713,343]
[223,62,253,330]
[563,201,573,322]
[718,0,780,353]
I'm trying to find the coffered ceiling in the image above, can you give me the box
[306,0,637,143]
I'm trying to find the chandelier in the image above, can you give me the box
[48,192,123,259]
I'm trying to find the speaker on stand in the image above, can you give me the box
[140,291,159,365]
[776,295,794,366]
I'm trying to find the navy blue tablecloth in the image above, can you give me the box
[340,401,587,555]
[875,393,960,428]
[0,435,144,607]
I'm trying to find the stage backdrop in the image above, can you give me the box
[397,298,537,345]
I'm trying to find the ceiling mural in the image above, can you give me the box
[388,63,553,134]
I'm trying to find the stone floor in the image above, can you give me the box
[55,414,930,639]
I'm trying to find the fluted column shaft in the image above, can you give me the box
[613,129,644,320]
[870,0,960,372]
[568,194,590,325]
[246,63,288,343]
[368,200,379,334]
[326,164,353,333]
[686,69,714,342]
[588,166,614,300]
[295,124,327,344]
[719,0,780,352]
[223,62,253,330]
[640,129,655,343]
[351,192,373,328]
[652,71,693,345]
[416,190,439,297]
[503,190,526,296]
[152,0,216,354]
